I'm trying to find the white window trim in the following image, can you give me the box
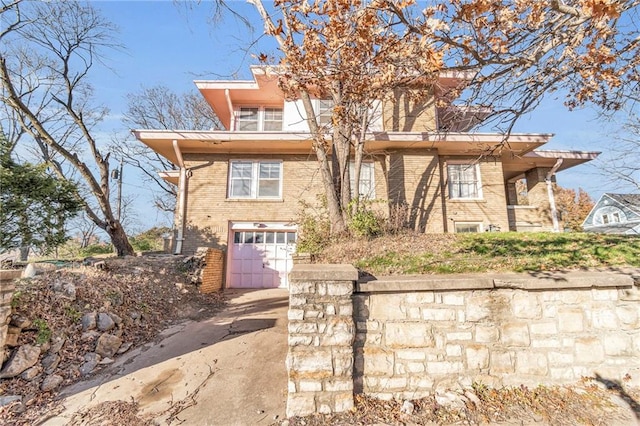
[227,160,283,200]
[234,106,283,131]
[454,222,484,233]
[447,161,483,200]
[350,161,376,199]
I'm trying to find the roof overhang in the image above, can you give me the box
[158,170,179,185]
[194,66,481,131]
[502,150,600,181]
[132,129,552,166]
[195,66,284,130]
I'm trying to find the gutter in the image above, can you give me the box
[173,140,188,254]
[546,158,564,233]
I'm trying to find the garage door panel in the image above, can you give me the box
[229,228,296,289]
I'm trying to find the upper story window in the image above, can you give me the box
[448,163,482,199]
[228,160,282,199]
[235,107,283,131]
[263,108,283,131]
[350,162,375,199]
[317,100,333,126]
[602,212,621,224]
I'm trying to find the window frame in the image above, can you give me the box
[228,160,283,200]
[447,162,483,200]
[235,106,283,131]
[349,161,376,199]
[454,222,483,233]
[317,99,333,127]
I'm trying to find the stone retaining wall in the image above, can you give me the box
[354,272,640,400]
[0,270,19,368]
[286,266,640,416]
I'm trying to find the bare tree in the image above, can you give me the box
[245,0,639,235]
[249,0,442,234]
[114,85,221,212]
[0,0,134,255]
[599,109,640,191]
[384,0,640,132]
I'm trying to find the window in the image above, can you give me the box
[455,222,482,233]
[235,107,283,131]
[228,160,282,199]
[237,107,259,131]
[349,162,375,199]
[263,108,283,131]
[448,163,481,199]
[602,212,621,224]
[318,100,333,126]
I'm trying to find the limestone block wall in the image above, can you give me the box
[354,272,640,401]
[0,271,19,368]
[286,264,358,417]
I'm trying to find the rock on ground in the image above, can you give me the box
[95,334,122,358]
[0,345,41,379]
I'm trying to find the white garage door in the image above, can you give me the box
[229,229,296,288]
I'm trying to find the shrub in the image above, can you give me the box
[348,199,383,238]
[296,196,331,255]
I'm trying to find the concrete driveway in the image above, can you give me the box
[44,288,289,426]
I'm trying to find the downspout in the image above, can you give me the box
[546,158,564,233]
[225,89,234,130]
[173,140,188,254]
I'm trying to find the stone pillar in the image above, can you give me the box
[0,270,19,368]
[286,264,358,417]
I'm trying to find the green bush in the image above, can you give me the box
[80,243,113,257]
[130,226,171,252]
[296,196,331,255]
[348,199,383,238]
[33,318,51,344]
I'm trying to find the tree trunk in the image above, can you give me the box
[106,220,134,256]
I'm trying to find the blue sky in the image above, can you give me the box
[89,1,633,230]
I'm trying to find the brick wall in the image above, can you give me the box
[200,248,224,293]
[179,151,527,255]
[382,88,437,132]
[386,150,445,233]
[442,156,510,232]
[181,153,324,254]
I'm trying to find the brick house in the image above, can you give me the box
[133,66,598,289]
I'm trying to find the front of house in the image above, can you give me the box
[133,66,598,289]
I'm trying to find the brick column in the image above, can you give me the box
[286,264,358,417]
[0,270,19,368]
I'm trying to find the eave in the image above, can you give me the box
[132,129,553,166]
[502,150,600,181]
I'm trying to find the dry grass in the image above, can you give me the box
[316,232,640,275]
[280,381,640,426]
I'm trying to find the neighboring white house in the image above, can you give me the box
[582,193,640,234]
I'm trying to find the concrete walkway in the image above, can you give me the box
[44,289,289,426]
